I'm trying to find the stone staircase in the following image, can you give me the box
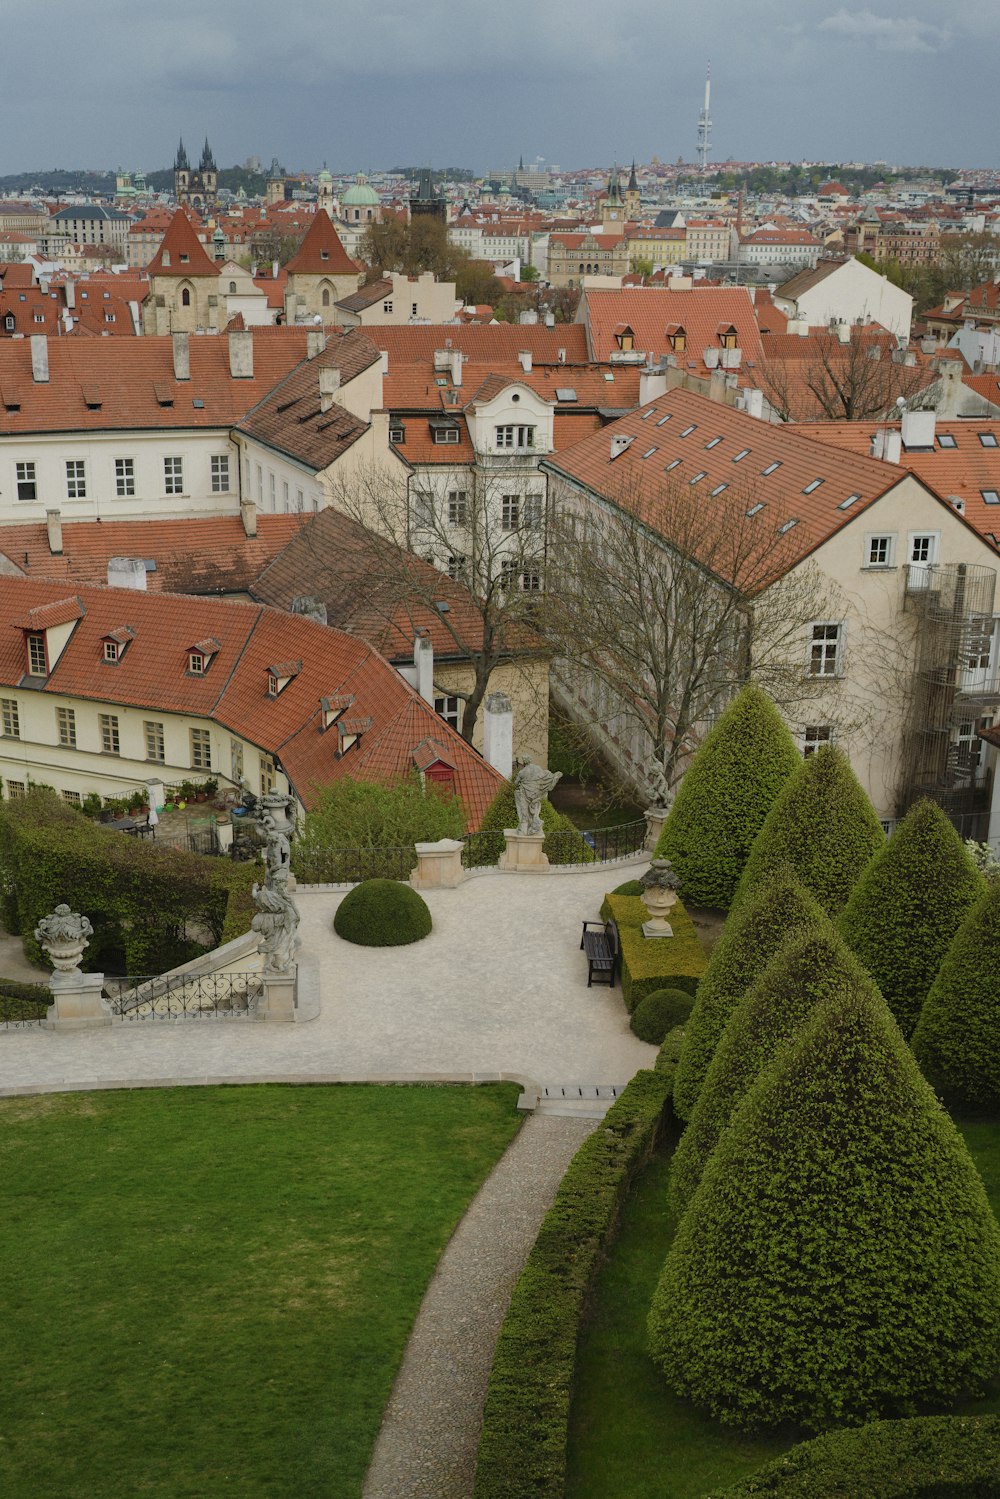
[518,1082,628,1119]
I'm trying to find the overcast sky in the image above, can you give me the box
[4,0,995,177]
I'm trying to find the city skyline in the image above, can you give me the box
[2,0,998,178]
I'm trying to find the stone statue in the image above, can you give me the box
[513,759,563,837]
[34,904,94,973]
[646,760,673,811]
[259,811,291,887]
[252,881,300,974]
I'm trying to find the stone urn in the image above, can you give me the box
[258,790,295,839]
[639,858,681,939]
[34,903,94,973]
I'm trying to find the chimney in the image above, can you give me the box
[319,367,340,413]
[63,279,75,310]
[272,259,279,279]
[742,388,764,420]
[872,429,903,464]
[107,557,148,591]
[240,497,258,538]
[413,629,434,704]
[557,347,566,363]
[639,370,667,404]
[708,369,728,403]
[306,328,327,359]
[172,330,190,381]
[30,335,49,383]
[901,409,935,449]
[518,350,532,373]
[380,350,389,376]
[45,509,63,555]
[229,329,253,379]
[450,349,463,386]
[483,691,514,780]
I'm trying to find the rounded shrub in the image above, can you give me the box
[670,920,872,1218]
[650,979,1000,1431]
[630,987,694,1044]
[708,1414,1000,1497]
[732,745,885,919]
[611,878,644,896]
[657,684,800,911]
[912,879,1000,1113]
[839,799,983,1036]
[333,879,432,947]
[672,868,826,1120]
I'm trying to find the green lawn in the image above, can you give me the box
[567,1117,1000,1499]
[0,1083,521,1499]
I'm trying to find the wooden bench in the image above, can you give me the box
[579,919,619,989]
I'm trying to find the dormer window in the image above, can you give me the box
[187,637,220,676]
[336,716,372,757]
[321,693,354,730]
[718,325,738,350]
[320,249,329,261]
[266,661,301,697]
[667,325,686,352]
[615,326,635,351]
[27,634,46,677]
[267,673,278,696]
[162,250,170,267]
[189,651,206,676]
[104,641,120,662]
[101,628,134,663]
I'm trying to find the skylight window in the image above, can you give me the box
[746,502,765,516]
[732,448,750,463]
[777,518,799,533]
[979,432,999,448]
[802,478,824,494]
[690,471,707,484]
[710,483,728,497]
[680,424,696,437]
[664,458,681,471]
[937,434,957,449]
[982,489,1000,505]
[639,407,655,419]
[838,493,862,510]
[762,461,782,476]
[656,413,672,426]
[641,447,657,459]
[705,436,723,449]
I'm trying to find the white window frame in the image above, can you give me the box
[99,713,121,755]
[145,720,165,762]
[115,457,135,497]
[163,456,184,495]
[27,634,47,677]
[434,694,461,729]
[65,459,87,500]
[15,461,36,502]
[211,454,230,493]
[190,727,212,771]
[1,698,19,738]
[802,724,834,757]
[808,621,844,678]
[433,427,460,445]
[907,531,939,567]
[501,494,520,530]
[447,492,467,527]
[863,533,896,568]
[56,706,76,748]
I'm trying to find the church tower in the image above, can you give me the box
[624,161,641,220]
[174,136,217,207]
[174,138,190,202]
[601,164,626,230]
[198,138,217,200]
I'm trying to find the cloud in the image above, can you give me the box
[818,8,951,52]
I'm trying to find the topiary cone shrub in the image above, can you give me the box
[912,878,1000,1113]
[838,799,983,1036]
[333,879,432,947]
[670,920,873,1219]
[732,745,885,919]
[657,684,800,911]
[672,869,826,1121]
[630,987,694,1045]
[649,979,1000,1431]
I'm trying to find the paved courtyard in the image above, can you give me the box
[0,864,655,1096]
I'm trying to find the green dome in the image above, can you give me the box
[342,175,379,207]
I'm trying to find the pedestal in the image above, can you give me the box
[46,971,113,1031]
[500,829,549,873]
[258,969,297,1023]
[642,920,674,939]
[644,806,669,852]
[411,838,465,890]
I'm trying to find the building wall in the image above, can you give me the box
[342,272,457,327]
[787,259,914,340]
[142,274,221,335]
[431,655,550,765]
[285,268,363,325]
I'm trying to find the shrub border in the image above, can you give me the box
[473,1048,679,1499]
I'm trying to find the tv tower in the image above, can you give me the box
[696,62,713,173]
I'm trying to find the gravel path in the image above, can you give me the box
[362,1112,596,1499]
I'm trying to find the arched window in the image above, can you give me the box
[229,281,237,294]
[321,288,330,307]
[181,287,191,307]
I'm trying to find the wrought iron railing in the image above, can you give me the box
[461,829,504,868]
[462,817,648,870]
[104,971,264,1021]
[291,846,416,885]
[0,993,48,1030]
[576,818,649,864]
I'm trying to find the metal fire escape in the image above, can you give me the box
[899,561,998,837]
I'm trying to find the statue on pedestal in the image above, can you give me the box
[513,759,563,836]
[646,760,673,812]
[251,881,300,973]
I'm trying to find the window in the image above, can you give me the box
[256,464,263,505]
[412,492,435,530]
[434,694,461,729]
[6,780,26,800]
[383,301,393,314]
[679,424,696,438]
[267,673,279,697]
[656,413,672,426]
[689,471,707,484]
[983,490,1000,505]
[865,534,895,567]
[188,651,206,675]
[498,558,519,591]
[447,554,466,581]
[181,287,191,307]
[260,754,276,796]
[495,424,535,449]
[909,533,937,565]
[732,448,750,463]
[802,725,833,757]
[211,455,230,492]
[269,473,276,511]
[641,447,657,459]
[115,458,135,497]
[282,481,289,512]
[778,519,798,533]
[163,456,183,495]
[56,706,76,748]
[99,713,120,754]
[190,728,212,770]
[979,432,998,448]
[523,494,543,529]
[809,623,843,677]
[746,502,765,517]
[501,495,520,529]
[15,461,36,502]
[27,634,46,676]
[447,492,468,527]
[879,818,895,837]
[231,738,244,782]
[434,427,460,445]
[937,434,957,449]
[145,720,165,762]
[65,460,86,499]
[802,478,824,494]
[838,493,862,510]
[1,699,19,738]
[389,423,405,444]
[761,461,782,476]
[665,458,680,471]
[62,790,82,806]
[705,436,723,449]
[522,569,541,592]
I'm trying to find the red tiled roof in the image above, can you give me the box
[12,595,85,630]
[369,324,590,365]
[285,210,359,277]
[582,286,765,379]
[0,578,503,825]
[146,208,219,279]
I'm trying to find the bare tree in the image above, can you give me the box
[543,471,839,792]
[752,326,933,423]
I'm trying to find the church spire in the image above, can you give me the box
[175,137,189,172]
[200,137,216,172]
[628,159,638,192]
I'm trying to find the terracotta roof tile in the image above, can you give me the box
[146,208,219,278]
[284,210,359,277]
[582,286,765,380]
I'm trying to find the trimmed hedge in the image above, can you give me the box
[710,1415,1000,1497]
[672,869,826,1121]
[669,920,872,1218]
[473,1067,673,1499]
[631,987,695,1044]
[477,779,593,864]
[650,979,1000,1431]
[912,879,1000,1113]
[0,789,257,974]
[610,879,644,896]
[839,799,983,1036]
[600,893,707,1010]
[732,745,885,919]
[332,879,432,947]
[655,1024,687,1075]
[657,684,801,910]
